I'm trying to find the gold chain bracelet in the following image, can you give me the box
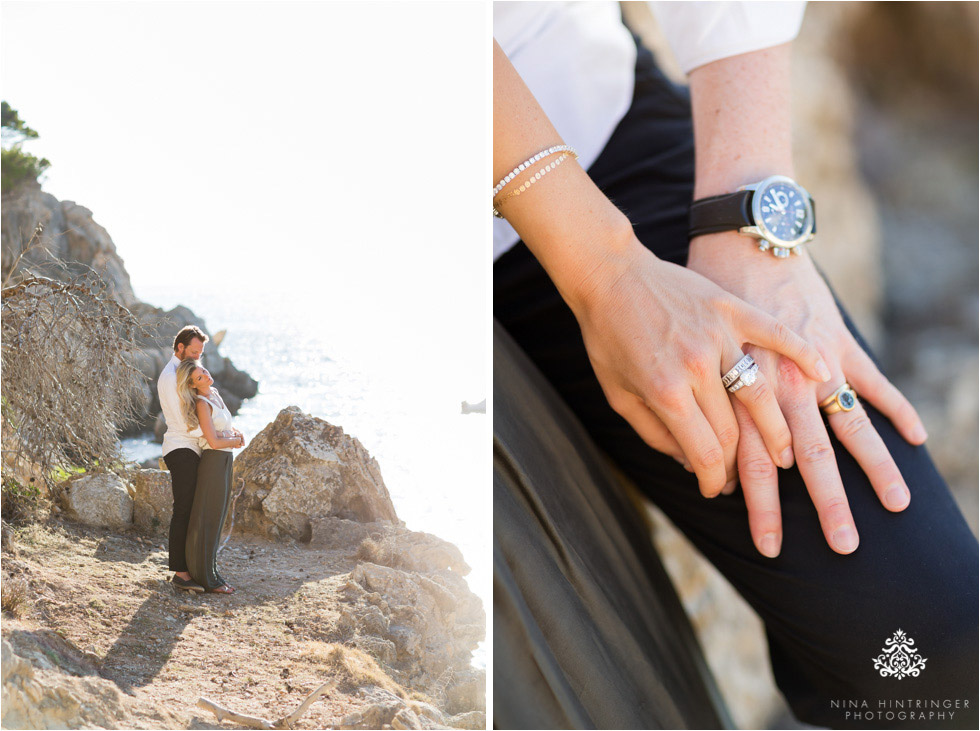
[492,150,578,218]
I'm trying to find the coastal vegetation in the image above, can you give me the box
[1,101,50,191]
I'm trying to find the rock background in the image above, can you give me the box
[0,180,258,435]
[622,2,978,728]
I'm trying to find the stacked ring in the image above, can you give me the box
[727,363,760,393]
[819,382,858,415]
[722,354,760,393]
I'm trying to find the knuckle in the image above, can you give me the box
[821,494,850,515]
[739,378,771,407]
[776,356,807,388]
[716,423,739,449]
[605,391,632,417]
[836,411,872,440]
[655,385,689,414]
[710,294,737,318]
[741,454,778,481]
[694,444,725,469]
[799,439,835,464]
[766,319,790,345]
[680,348,712,380]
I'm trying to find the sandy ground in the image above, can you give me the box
[2,516,428,729]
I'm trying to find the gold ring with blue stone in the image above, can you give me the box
[819,382,858,415]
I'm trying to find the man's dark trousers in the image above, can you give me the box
[163,447,199,572]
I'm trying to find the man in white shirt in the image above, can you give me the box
[157,325,208,592]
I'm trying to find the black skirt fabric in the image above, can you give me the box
[185,450,233,591]
[494,322,731,730]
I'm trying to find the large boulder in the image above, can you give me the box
[62,473,133,529]
[233,407,399,541]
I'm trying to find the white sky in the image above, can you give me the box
[1,0,488,391]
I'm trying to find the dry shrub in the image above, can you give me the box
[1,474,42,524]
[355,534,404,570]
[299,641,406,698]
[1,573,29,617]
[355,536,381,563]
[2,264,148,489]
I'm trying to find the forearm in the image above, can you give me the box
[493,40,638,312]
[197,407,239,450]
[689,43,795,199]
[688,43,811,280]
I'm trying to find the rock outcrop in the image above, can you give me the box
[230,407,485,707]
[0,181,257,435]
[1,633,181,730]
[233,407,400,541]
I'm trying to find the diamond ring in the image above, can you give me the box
[726,363,760,393]
[722,354,756,389]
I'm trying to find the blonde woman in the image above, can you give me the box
[176,358,244,594]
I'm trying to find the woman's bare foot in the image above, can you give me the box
[210,584,235,594]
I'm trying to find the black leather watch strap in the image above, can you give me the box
[688,190,754,238]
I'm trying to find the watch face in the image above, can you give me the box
[754,178,813,246]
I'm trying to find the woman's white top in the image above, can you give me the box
[493,1,807,260]
[196,389,235,453]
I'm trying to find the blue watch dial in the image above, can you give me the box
[757,181,811,243]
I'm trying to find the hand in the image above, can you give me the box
[566,237,830,499]
[688,233,928,556]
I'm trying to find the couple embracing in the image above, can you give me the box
[157,325,245,595]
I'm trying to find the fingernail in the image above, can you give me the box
[912,423,928,443]
[760,532,781,558]
[682,461,694,473]
[885,485,910,511]
[780,446,795,469]
[816,360,832,382]
[832,525,859,553]
[722,479,737,495]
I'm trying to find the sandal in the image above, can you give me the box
[172,575,205,593]
[210,584,235,594]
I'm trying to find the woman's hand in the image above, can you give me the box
[566,234,831,499]
[687,233,928,556]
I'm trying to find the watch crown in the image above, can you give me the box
[773,247,790,258]
[757,241,771,252]
[792,247,804,257]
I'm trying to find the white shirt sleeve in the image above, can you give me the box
[648,1,806,75]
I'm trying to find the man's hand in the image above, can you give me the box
[688,233,927,556]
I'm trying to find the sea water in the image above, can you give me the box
[122,284,488,668]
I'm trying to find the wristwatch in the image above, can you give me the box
[688,175,816,258]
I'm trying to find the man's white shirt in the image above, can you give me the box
[158,355,204,456]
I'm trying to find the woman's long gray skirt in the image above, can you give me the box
[185,450,233,591]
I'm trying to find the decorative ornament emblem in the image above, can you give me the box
[873,629,927,679]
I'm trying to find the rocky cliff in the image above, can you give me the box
[0,180,257,434]
[2,407,485,729]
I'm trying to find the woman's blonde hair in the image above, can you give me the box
[176,359,202,430]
